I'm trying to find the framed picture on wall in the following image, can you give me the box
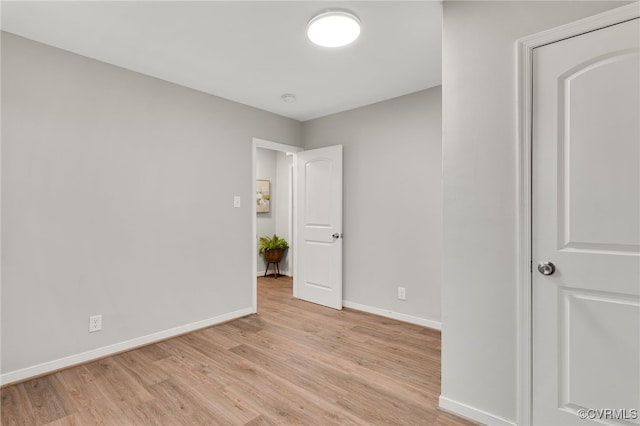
[256,180,270,213]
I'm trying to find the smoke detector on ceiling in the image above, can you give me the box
[281,93,297,103]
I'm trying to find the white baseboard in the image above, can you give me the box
[439,395,516,426]
[0,307,253,386]
[342,300,442,330]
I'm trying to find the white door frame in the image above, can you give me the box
[251,137,303,313]
[515,4,639,425]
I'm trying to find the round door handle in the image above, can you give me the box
[537,261,556,276]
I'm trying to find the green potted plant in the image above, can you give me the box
[259,234,289,265]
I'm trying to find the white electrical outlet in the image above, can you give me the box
[398,287,406,300]
[89,315,102,333]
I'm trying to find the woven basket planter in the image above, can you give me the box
[263,248,284,263]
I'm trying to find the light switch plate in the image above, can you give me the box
[234,196,241,208]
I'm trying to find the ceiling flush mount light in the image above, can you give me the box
[281,93,297,103]
[307,9,361,48]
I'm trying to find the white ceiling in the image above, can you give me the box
[1,1,442,121]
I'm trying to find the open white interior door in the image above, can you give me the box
[295,145,343,310]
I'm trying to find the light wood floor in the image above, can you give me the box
[1,276,475,425]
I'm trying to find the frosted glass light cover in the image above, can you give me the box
[307,11,361,48]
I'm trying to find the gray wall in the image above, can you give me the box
[1,33,302,374]
[441,2,629,422]
[255,147,277,274]
[303,87,442,324]
[274,151,292,276]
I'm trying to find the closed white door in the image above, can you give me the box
[296,145,343,310]
[532,18,640,425]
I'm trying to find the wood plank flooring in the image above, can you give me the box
[1,277,476,425]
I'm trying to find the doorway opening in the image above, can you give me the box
[251,138,303,313]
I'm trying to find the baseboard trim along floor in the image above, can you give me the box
[439,395,517,426]
[343,300,442,330]
[0,307,253,386]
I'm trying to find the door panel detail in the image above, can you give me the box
[558,288,640,420]
[304,159,333,228]
[557,50,640,254]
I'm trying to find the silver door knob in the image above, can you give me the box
[537,262,555,276]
